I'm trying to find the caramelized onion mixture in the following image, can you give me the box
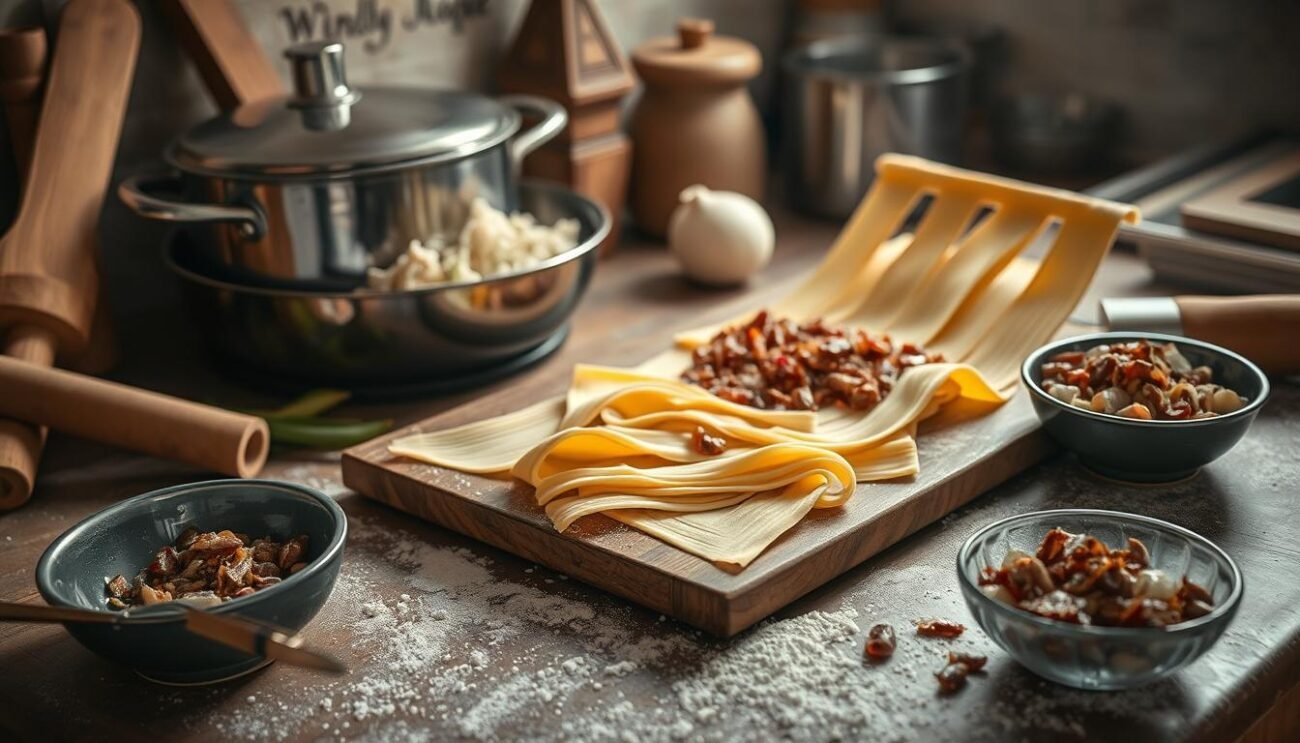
[979,527,1214,628]
[683,311,943,412]
[915,618,966,638]
[864,623,896,661]
[1040,340,1245,421]
[935,651,988,694]
[105,527,310,609]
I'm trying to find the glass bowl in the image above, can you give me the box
[957,509,1242,690]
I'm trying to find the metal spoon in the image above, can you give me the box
[0,600,346,674]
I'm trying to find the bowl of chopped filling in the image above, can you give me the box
[1022,332,1269,482]
[958,509,1242,690]
[35,479,346,684]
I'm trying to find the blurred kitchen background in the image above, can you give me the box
[0,0,1297,316]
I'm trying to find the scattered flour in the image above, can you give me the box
[200,485,1204,742]
[278,464,350,498]
[603,661,637,677]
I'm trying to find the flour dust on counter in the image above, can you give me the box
[187,507,1193,742]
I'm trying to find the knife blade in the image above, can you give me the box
[182,605,347,674]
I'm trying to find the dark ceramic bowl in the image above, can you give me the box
[1022,332,1269,483]
[35,480,346,684]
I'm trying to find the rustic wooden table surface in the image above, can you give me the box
[0,205,1296,742]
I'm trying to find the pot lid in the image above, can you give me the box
[169,41,520,179]
[631,18,762,87]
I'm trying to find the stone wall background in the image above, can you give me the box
[890,0,1300,162]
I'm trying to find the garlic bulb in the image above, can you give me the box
[668,185,774,286]
[1134,569,1178,601]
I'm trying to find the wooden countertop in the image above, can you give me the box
[0,205,1296,742]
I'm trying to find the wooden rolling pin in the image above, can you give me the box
[0,26,51,510]
[1101,294,1300,375]
[0,328,51,509]
[0,24,119,377]
[0,0,140,510]
[0,22,120,507]
[0,356,269,481]
[1178,295,1300,376]
[160,0,285,109]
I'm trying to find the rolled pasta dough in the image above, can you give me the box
[391,155,1138,566]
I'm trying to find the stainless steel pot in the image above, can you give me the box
[121,41,567,289]
[782,38,969,218]
[168,180,609,396]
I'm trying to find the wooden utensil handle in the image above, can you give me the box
[0,0,140,349]
[160,0,284,109]
[0,26,52,512]
[0,600,117,624]
[0,418,44,510]
[0,326,54,510]
[0,356,269,479]
[1176,295,1300,375]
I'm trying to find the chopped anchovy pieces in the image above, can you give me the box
[104,528,309,609]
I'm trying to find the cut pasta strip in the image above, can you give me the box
[844,192,982,330]
[610,480,829,567]
[928,256,1041,365]
[882,206,1045,345]
[844,434,918,481]
[964,208,1137,389]
[389,397,565,474]
[563,365,816,432]
[772,177,922,321]
[527,444,855,509]
[672,200,919,349]
[513,426,706,482]
[546,490,755,533]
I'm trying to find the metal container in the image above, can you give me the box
[120,41,566,289]
[782,38,969,218]
[991,93,1121,176]
[168,181,609,396]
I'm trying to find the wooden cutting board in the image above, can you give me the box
[342,361,1055,637]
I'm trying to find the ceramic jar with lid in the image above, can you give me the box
[628,19,766,238]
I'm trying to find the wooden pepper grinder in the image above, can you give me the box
[498,0,634,257]
[628,18,766,238]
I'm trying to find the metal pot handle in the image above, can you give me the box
[498,94,568,175]
[118,174,265,240]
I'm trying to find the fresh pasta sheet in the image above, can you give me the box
[391,155,1139,567]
